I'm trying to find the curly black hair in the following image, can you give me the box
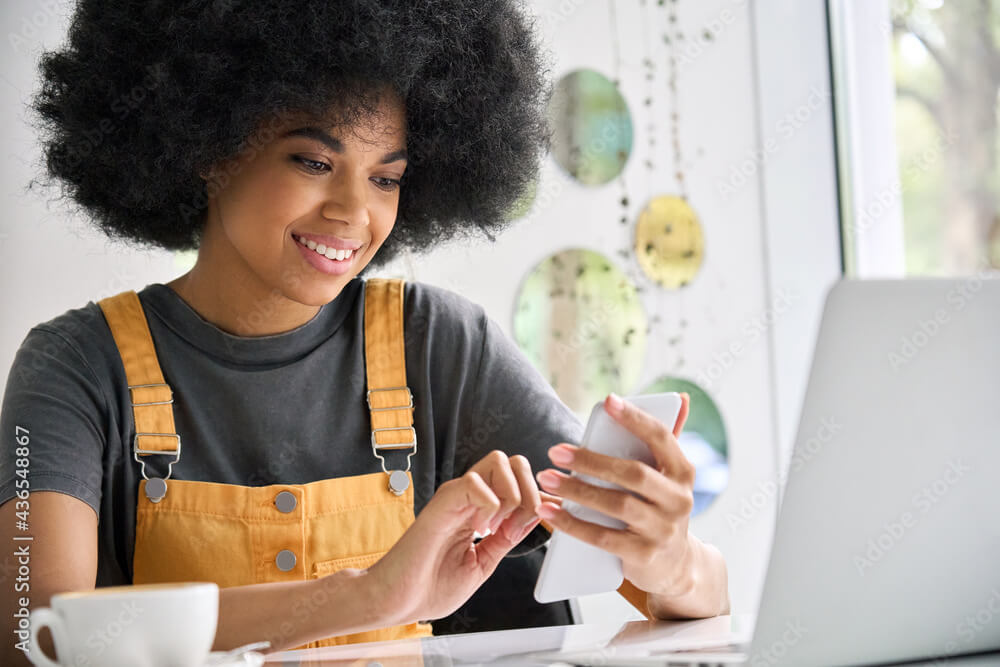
[31,0,551,268]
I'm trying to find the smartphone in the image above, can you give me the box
[533,392,683,604]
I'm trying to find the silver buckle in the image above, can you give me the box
[132,433,181,481]
[366,386,414,412]
[371,426,417,475]
[128,382,174,406]
[371,426,417,451]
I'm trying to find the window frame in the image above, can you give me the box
[828,0,906,277]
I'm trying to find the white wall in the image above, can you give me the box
[382,0,786,624]
[0,1,179,391]
[0,0,842,629]
[752,0,844,489]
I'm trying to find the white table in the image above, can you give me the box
[262,614,1000,666]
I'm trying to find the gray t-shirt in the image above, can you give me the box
[0,278,584,633]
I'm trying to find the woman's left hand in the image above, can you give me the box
[535,392,699,600]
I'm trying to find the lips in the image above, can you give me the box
[294,235,357,275]
[292,232,363,250]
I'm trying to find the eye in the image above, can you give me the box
[292,156,330,174]
[371,176,401,192]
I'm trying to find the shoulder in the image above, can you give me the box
[14,298,111,371]
[360,278,490,337]
[7,290,138,399]
[402,280,486,326]
[394,279,491,363]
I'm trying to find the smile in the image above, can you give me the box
[293,234,355,261]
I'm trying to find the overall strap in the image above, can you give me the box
[363,279,416,453]
[98,291,180,457]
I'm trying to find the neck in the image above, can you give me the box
[167,229,322,338]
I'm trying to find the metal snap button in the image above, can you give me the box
[388,470,409,495]
[274,491,297,513]
[275,549,297,572]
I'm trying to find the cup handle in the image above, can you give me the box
[27,607,64,667]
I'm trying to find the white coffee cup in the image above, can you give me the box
[28,581,218,667]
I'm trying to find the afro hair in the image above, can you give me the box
[31,0,551,268]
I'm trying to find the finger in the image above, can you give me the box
[536,469,666,530]
[502,455,543,539]
[458,471,503,535]
[539,468,693,521]
[539,490,563,506]
[536,502,658,564]
[476,516,543,569]
[547,444,667,499]
[469,450,522,532]
[603,394,695,483]
[673,392,690,439]
[536,490,563,535]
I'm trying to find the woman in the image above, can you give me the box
[0,0,729,661]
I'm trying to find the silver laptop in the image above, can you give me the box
[532,278,1000,666]
[743,277,1000,665]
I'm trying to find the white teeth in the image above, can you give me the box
[296,235,356,261]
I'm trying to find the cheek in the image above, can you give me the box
[220,168,315,244]
[369,196,400,242]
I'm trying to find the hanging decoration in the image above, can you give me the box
[642,375,729,515]
[514,248,647,414]
[547,69,634,187]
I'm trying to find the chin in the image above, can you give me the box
[293,280,353,307]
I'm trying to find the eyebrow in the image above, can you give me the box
[282,126,407,164]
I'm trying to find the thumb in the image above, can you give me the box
[473,517,542,570]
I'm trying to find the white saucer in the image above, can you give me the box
[203,650,265,667]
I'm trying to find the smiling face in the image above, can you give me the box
[197,93,408,309]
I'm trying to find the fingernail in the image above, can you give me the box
[536,503,558,519]
[517,518,541,541]
[537,469,562,489]
[548,445,574,466]
[607,393,624,414]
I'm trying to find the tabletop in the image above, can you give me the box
[260,614,1000,666]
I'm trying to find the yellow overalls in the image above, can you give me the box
[97,278,434,649]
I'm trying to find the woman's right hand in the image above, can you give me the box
[364,450,543,626]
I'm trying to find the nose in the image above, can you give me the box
[321,169,370,227]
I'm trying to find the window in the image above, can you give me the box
[832,0,1000,277]
[890,0,1000,275]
